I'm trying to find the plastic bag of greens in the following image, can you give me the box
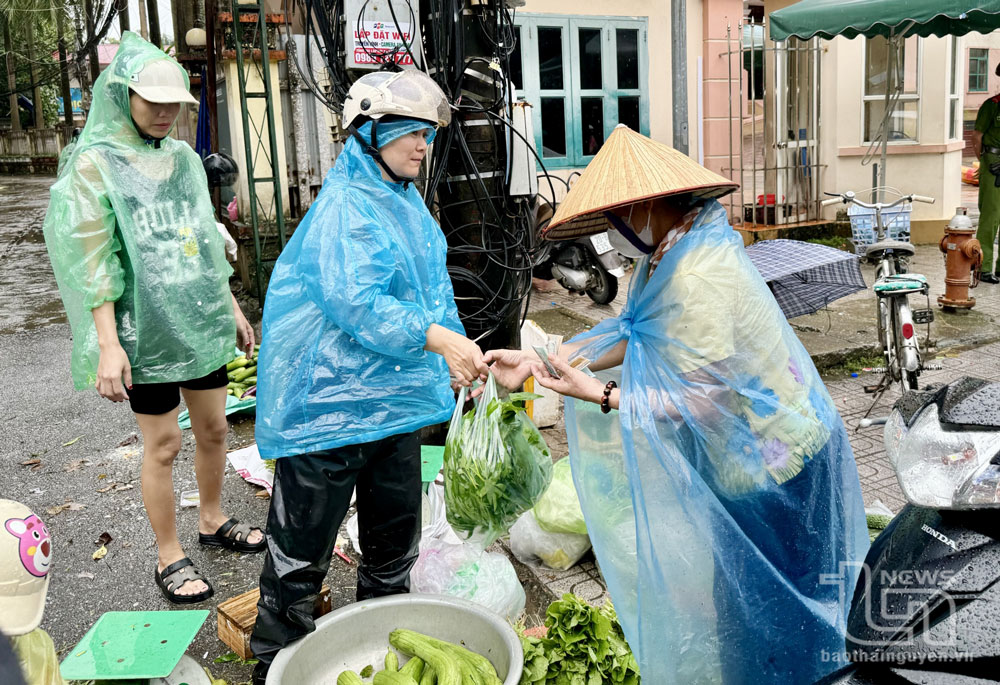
[532,457,588,535]
[509,510,591,571]
[444,373,553,547]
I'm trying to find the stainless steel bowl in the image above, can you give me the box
[266,593,523,684]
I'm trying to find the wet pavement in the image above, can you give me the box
[0,175,69,334]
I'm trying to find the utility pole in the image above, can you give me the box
[25,21,45,129]
[117,0,131,34]
[3,12,20,133]
[138,0,149,40]
[146,0,162,48]
[55,5,75,136]
[84,0,102,84]
[671,0,689,154]
[205,0,218,153]
[72,0,92,112]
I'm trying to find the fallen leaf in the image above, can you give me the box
[96,485,113,493]
[97,474,107,480]
[112,483,133,491]
[46,504,72,516]
[76,572,95,580]
[117,433,139,447]
[62,436,83,447]
[255,490,270,499]
[95,532,113,546]
[64,458,92,472]
[92,545,107,561]
[20,458,40,467]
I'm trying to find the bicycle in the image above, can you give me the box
[822,190,935,393]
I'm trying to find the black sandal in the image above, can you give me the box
[155,557,214,604]
[198,518,266,553]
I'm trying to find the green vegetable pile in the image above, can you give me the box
[225,345,260,399]
[336,629,503,685]
[867,512,893,542]
[444,374,553,546]
[520,594,640,685]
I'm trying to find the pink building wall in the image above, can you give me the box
[701,0,746,183]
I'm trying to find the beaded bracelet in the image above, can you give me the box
[600,380,618,414]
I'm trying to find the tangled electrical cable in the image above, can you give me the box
[286,0,540,345]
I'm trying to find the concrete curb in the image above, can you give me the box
[548,305,1000,373]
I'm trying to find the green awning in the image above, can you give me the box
[770,0,1000,41]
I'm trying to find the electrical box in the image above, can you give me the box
[344,0,423,70]
[509,99,539,197]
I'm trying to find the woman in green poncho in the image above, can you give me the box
[43,33,264,604]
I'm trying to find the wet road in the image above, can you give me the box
[0,175,67,334]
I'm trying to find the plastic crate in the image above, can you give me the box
[848,203,912,253]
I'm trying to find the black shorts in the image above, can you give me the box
[128,365,229,415]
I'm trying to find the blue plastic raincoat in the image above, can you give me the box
[566,200,869,684]
[255,125,464,459]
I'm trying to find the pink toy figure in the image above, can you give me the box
[4,515,51,578]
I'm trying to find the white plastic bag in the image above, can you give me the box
[409,482,524,621]
[509,510,592,571]
[410,538,526,622]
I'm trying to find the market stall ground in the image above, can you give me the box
[7,172,1000,681]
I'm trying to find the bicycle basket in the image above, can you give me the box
[848,203,912,254]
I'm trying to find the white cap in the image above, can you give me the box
[128,59,198,105]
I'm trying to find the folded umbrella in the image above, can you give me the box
[745,239,866,319]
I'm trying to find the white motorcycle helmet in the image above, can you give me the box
[0,500,52,636]
[342,70,451,182]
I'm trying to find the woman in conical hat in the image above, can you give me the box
[486,125,868,684]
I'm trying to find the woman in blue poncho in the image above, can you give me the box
[249,70,488,683]
[488,125,869,684]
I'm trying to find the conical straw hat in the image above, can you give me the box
[544,125,738,240]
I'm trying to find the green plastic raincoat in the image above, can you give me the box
[43,32,234,389]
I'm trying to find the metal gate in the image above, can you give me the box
[724,18,824,228]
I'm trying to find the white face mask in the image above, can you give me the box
[607,205,655,259]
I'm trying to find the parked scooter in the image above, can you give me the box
[818,377,1000,684]
[533,181,630,305]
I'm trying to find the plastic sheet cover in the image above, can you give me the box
[43,32,234,389]
[564,200,869,684]
[255,122,464,458]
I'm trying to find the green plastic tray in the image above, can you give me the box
[421,445,445,482]
[59,610,209,681]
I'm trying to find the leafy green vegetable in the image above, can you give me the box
[444,375,552,546]
[213,652,259,666]
[519,594,640,685]
[360,664,375,678]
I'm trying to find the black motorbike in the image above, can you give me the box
[818,377,1000,684]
